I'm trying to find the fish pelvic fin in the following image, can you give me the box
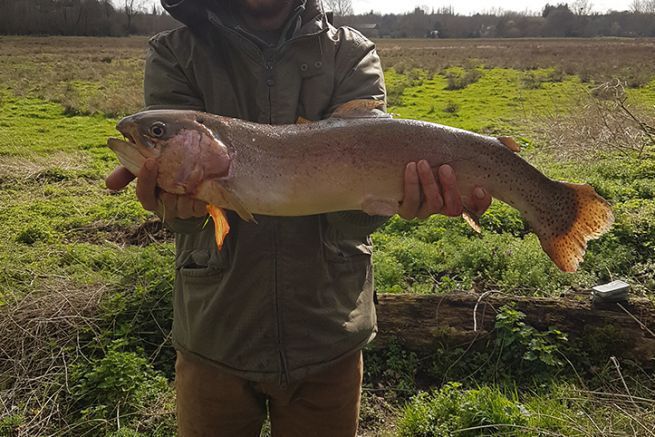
[535,182,614,272]
[207,205,230,251]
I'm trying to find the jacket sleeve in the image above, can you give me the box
[325,27,390,239]
[143,31,208,234]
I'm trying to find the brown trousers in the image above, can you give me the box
[175,351,363,437]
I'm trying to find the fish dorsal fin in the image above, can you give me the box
[498,136,521,153]
[331,99,390,119]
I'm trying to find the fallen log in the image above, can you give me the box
[374,292,655,365]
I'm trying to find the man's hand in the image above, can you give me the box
[105,160,207,220]
[398,161,491,220]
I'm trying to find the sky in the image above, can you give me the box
[138,0,636,15]
[351,0,634,15]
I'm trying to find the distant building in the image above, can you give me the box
[356,23,379,38]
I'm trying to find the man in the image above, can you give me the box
[106,1,491,435]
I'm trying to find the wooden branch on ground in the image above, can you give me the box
[374,292,655,364]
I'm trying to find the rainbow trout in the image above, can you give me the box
[107,100,613,272]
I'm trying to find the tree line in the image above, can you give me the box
[0,1,654,38]
[0,0,176,36]
[338,3,655,38]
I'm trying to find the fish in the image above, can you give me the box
[107,99,614,272]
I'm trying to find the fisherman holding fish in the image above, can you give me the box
[106,0,492,435]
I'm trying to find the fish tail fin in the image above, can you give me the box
[207,204,230,250]
[534,182,613,272]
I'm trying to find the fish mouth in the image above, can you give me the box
[107,136,147,176]
[108,126,156,154]
[107,136,133,150]
[122,131,138,146]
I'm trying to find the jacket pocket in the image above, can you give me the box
[175,249,222,278]
[322,237,373,263]
[321,216,373,263]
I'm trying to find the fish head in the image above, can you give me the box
[114,109,204,157]
[108,110,232,195]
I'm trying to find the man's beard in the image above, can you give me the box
[239,0,293,18]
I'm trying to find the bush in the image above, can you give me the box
[365,341,419,398]
[15,223,53,244]
[397,383,529,437]
[444,68,482,90]
[494,304,568,372]
[69,340,170,435]
[443,101,459,114]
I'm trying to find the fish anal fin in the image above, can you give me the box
[196,179,256,223]
[462,208,482,233]
[535,182,614,272]
[498,136,521,153]
[331,99,390,119]
[207,205,230,251]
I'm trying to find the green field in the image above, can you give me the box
[0,37,654,436]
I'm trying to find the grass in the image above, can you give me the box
[375,38,655,87]
[388,67,593,133]
[0,36,654,436]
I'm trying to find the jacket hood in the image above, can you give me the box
[161,0,326,38]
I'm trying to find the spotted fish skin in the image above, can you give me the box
[107,108,613,272]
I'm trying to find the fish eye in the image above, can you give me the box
[149,122,166,138]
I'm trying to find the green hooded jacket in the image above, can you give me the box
[148,0,387,384]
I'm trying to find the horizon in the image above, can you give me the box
[131,0,637,16]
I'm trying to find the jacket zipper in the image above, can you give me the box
[272,220,289,386]
[264,53,274,124]
[264,57,289,386]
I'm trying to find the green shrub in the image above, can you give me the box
[0,412,24,436]
[495,304,568,372]
[365,342,419,397]
[397,383,529,437]
[69,340,170,434]
[443,101,459,114]
[373,250,405,293]
[15,223,53,244]
[444,68,483,90]
[478,201,527,236]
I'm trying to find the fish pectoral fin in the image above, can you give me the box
[497,136,521,153]
[296,116,313,124]
[207,204,230,250]
[330,99,391,119]
[462,207,482,233]
[200,180,257,223]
